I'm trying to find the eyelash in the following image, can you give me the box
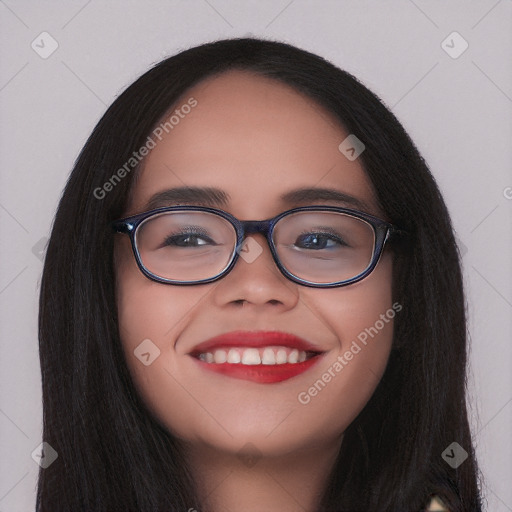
[162,227,215,247]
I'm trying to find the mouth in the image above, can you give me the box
[189,331,325,383]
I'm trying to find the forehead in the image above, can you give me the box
[128,70,380,218]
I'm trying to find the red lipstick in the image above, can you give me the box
[189,330,324,384]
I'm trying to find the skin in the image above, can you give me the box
[115,70,395,512]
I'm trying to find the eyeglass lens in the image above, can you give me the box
[135,210,376,284]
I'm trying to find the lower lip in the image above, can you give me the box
[191,356,322,383]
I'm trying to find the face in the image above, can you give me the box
[114,71,395,459]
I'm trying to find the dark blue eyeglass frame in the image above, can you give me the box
[112,205,406,288]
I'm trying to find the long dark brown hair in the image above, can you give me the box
[37,37,482,511]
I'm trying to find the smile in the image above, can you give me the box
[198,346,312,365]
[189,330,325,383]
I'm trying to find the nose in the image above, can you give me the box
[211,232,299,309]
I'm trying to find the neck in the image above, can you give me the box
[184,437,342,512]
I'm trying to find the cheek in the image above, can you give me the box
[311,251,394,343]
[296,253,395,431]
[115,237,205,346]
[114,240,209,424]
[115,239,172,350]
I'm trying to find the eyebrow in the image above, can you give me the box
[144,187,230,211]
[143,186,372,213]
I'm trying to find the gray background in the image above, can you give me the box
[1,1,511,510]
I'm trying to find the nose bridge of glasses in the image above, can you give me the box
[236,219,276,259]
[241,220,272,239]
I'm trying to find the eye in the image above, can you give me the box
[162,228,217,248]
[295,231,348,250]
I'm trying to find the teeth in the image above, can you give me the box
[197,346,310,365]
[261,348,276,365]
[288,349,299,363]
[276,349,287,364]
[241,348,261,365]
[213,350,227,363]
[227,348,241,363]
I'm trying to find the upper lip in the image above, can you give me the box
[189,330,324,356]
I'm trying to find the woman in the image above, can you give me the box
[37,37,482,511]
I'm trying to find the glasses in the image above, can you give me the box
[112,205,405,288]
